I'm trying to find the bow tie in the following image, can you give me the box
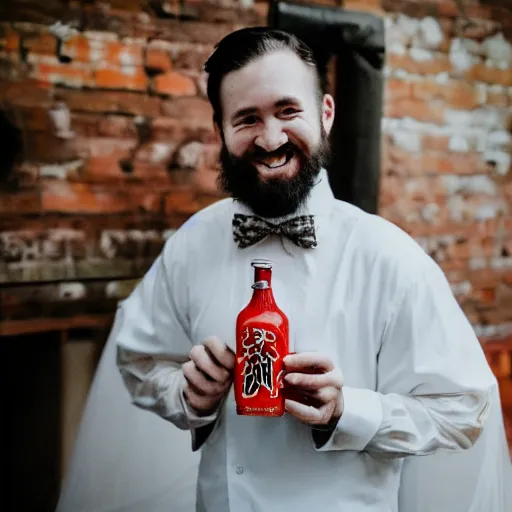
[232,213,317,249]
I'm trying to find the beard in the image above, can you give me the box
[218,131,331,219]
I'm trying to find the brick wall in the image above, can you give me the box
[0,0,511,345]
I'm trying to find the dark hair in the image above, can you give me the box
[204,27,324,126]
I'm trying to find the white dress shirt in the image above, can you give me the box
[116,169,495,512]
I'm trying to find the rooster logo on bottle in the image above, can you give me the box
[238,326,283,398]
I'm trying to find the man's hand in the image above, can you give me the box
[182,336,235,416]
[283,352,344,429]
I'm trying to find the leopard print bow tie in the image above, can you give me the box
[232,213,317,249]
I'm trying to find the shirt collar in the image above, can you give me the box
[232,168,335,221]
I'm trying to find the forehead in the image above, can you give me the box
[220,50,318,117]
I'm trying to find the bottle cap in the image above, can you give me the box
[251,259,272,269]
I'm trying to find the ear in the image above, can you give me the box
[321,94,335,136]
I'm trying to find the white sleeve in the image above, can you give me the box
[115,230,220,449]
[315,262,496,458]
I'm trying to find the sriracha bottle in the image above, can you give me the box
[235,259,289,416]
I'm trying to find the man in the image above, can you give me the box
[115,28,495,511]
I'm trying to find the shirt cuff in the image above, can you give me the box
[313,387,383,452]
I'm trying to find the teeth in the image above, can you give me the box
[260,154,287,168]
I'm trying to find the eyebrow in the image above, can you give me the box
[231,97,301,123]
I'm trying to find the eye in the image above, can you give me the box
[239,115,259,126]
[280,107,301,117]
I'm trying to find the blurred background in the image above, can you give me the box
[0,0,511,510]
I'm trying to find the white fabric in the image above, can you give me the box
[56,304,200,512]
[399,384,512,512]
[112,169,497,512]
[57,323,512,512]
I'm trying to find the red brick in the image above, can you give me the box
[171,45,214,70]
[161,97,213,129]
[42,182,162,214]
[192,169,223,196]
[60,89,161,117]
[95,66,148,91]
[145,47,172,72]
[422,134,451,152]
[420,152,482,175]
[104,41,144,67]
[25,132,78,163]
[387,52,451,75]
[0,27,20,52]
[201,143,220,170]
[0,79,53,108]
[384,77,412,101]
[30,58,93,88]
[0,189,41,216]
[412,80,481,110]
[61,35,90,63]
[23,32,57,56]
[163,189,220,215]
[467,62,512,87]
[384,98,444,124]
[73,137,137,159]
[153,71,197,97]
[97,115,137,138]
[164,189,201,215]
[487,89,509,107]
[82,156,170,184]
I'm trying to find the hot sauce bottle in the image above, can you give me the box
[235,259,289,416]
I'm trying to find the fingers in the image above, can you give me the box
[203,336,235,370]
[182,360,228,396]
[285,398,337,426]
[189,344,231,384]
[283,352,334,373]
[284,371,343,391]
[183,382,220,415]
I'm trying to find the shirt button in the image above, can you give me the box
[236,465,244,475]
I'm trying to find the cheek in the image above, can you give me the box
[286,121,321,154]
[224,128,255,158]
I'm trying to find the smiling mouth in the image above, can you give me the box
[255,149,294,169]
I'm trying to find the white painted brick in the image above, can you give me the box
[434,72,450,84]
[471,108,505,130]
[441,175,497,196]
[447,195,465,222]
[448,134,470,152]
[469,257,487,270]
[59,282,87,300]
[412,17,443,50]
[421,203,440,223]
[449,39,479,72]
[481,33,512,62]
[409,47,434,62]
[483,150,511,175]
[451,281,472,296]
[474,201,505,221]
[151,142,174,164]
[388,42,407,55]
[444,109,473,127]
[391,130,421,152]
[40,160,83,180]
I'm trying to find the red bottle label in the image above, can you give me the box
[239,325,284,400]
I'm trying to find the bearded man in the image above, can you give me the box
[115,28,495,512]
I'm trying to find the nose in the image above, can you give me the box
[254,119,288,152]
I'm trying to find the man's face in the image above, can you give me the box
[217,50,335,218]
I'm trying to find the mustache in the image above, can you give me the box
[246,142,297,160]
